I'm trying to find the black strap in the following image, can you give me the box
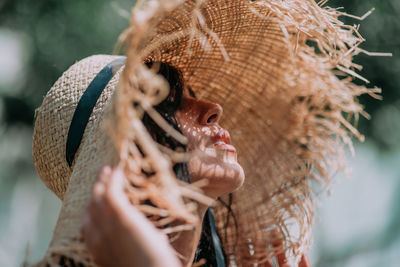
[66,57,126,166]
[208,208,226,267]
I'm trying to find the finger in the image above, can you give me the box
[105,167,130,210]
[92,166,115,213]
[89,179,114,230]
[99,165,112,183]
[90,182,107,224]
[94,167,131,227]
[93,177,106,202]
[107,166,126,194]
[299,254,311,267]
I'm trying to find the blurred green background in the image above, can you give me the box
[0,0,399,266]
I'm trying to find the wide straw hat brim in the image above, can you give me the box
[32,0,375,266]
[145,2,317,261]
[122,0,372,264]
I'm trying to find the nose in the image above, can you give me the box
[200,101,223,125]
[186,97,223,125]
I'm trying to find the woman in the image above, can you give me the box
[33,0,369,266]
[81,62,309,267]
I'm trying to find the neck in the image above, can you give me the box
[171,203,210,267]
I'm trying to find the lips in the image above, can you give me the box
[212,129,236,152]
[214,140,227,146]
[214,143,237,153]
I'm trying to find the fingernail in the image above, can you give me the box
[99,166,112,183]
[94,182,106,196]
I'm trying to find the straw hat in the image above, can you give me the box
[33,0,377,266]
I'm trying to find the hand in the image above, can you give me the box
[82,166,182,267]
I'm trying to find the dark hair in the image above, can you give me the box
[143,62,224,267]
[142,62,190,183]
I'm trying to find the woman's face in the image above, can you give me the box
[175,92,245,199]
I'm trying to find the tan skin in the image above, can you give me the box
[82,92,311,267]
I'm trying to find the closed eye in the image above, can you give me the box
[188,87,196,98]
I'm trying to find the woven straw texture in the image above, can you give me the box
[120,0,378,265]
[32,0,379,266]
[33,55,124,200]
[33,55,125,265]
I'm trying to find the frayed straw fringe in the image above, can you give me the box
[30,0,390,266]
[115,0,389,265]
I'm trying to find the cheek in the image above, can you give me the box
[186,154,245,198]
[180,125,203,151]
[186,156,201,181]
[176,113,196,144]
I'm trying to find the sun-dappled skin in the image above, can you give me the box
[83,91,310,267]
[83,95,246,267]
[175,93,245,199]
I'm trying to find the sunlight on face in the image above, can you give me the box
[175,92,245,199]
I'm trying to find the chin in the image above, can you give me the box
[188,158,245,199]
[220,161,245,192]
